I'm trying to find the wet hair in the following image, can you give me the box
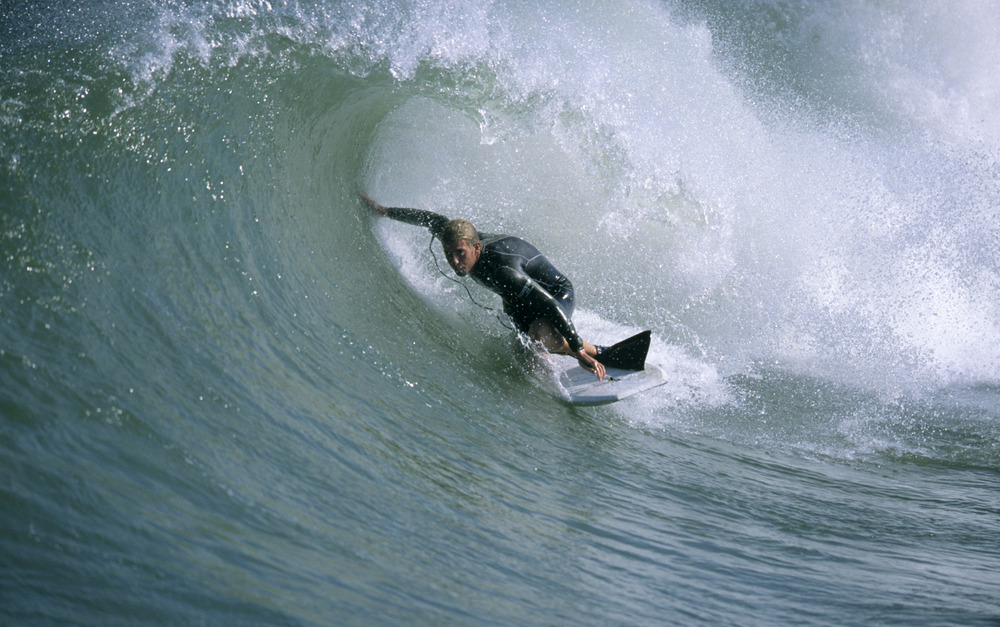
[440,219,479,248]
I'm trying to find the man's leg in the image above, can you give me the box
[527,319,597,357]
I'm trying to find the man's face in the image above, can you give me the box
[442,239,481,276]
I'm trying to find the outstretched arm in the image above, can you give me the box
[361,194,450,236]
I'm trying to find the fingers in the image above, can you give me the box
[591,357,606,380]
[360,193,385,214]
[579,351,606,380]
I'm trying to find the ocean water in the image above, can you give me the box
[2,0,998,624]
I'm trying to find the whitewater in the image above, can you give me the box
[2,0,998,624]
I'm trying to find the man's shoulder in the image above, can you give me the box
[478,232,508,245]
[480,233,534,252]
[473,234,530,278]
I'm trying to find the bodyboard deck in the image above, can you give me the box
[558,364,668,405]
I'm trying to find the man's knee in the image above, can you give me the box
[528,319,567,353]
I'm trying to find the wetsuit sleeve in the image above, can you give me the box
[383,207,450,237]
[494,268,585,353]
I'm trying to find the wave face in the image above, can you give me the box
[3,0,999,624]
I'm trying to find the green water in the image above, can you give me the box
[2,0,998,624]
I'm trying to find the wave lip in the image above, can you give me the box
[2,2,999,623]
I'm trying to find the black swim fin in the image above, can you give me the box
[594,330,651,371]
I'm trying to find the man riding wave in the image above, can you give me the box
[362,194,607,380]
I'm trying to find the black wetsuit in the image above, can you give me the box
[384,207,585,352]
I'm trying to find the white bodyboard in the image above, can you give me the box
[558,364,668,405]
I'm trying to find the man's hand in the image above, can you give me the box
[361,193,387,215]
[577,349,606,381]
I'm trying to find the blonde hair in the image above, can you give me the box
[440,219,479,247]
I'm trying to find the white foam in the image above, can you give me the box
[356,0,1000,394]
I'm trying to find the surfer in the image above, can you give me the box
[362,194,607,380]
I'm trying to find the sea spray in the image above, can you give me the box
[2,2,999,623]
